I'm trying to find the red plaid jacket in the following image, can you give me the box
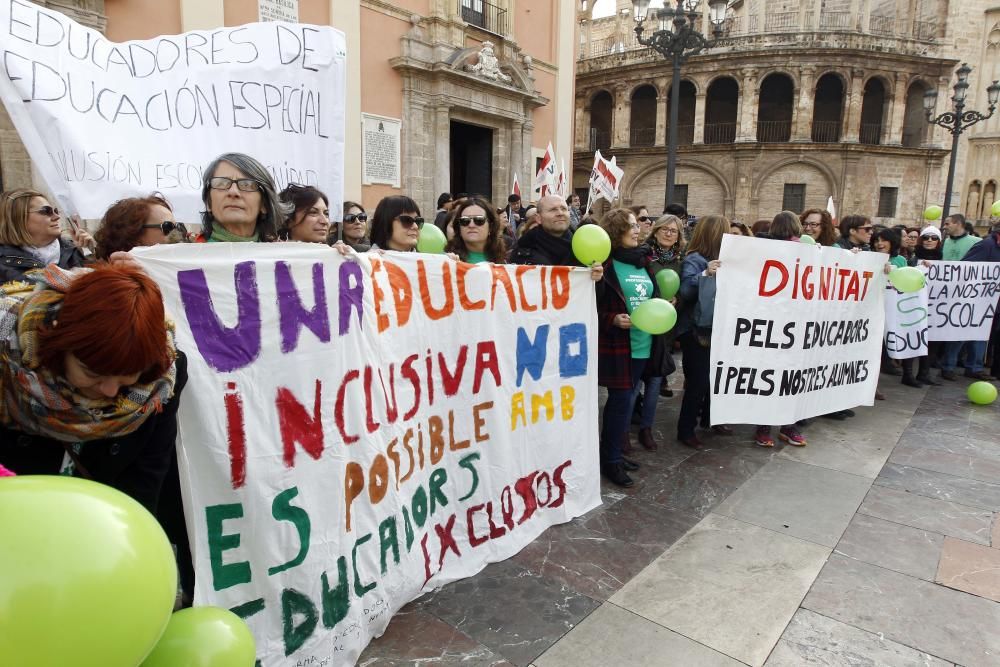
[597,259,662,390]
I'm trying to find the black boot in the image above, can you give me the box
[916,373,940,386]
[901,374,923,388]
[602,463,634,488]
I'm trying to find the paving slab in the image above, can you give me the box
[857,485,994,545]
[936,536,1000,603]
[610,513,830,667]
[835,513,944,581]
[889,444,1000,486]
[875,463,1000,511]
[776,429,896,478]
[715,458,871,547]
[535,603,744,667]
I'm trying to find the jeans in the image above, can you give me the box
[677,333,711,439]
[600,358,646,467]
[942,340,987,373]
[630,375,663,430]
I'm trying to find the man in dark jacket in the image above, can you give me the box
[510,194,603,281]
[949,223,1000,381]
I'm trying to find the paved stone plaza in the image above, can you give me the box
[360,368,1000,666]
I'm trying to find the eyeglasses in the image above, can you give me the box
[344,213,367,223]
[30,205,60,217]
[628,222,641,230]
[459,216,487,227]
[657,228,679,235]
[396,215,424,228]
[142,220,188,236]
[210,177,260,192]
[803,222,822,228]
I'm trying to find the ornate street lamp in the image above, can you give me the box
[634,0,728,210]
[923,63,1000,219]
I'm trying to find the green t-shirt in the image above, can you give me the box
[943,234,978,261]
[613,259,653,359]
[466,251,489,264]
[889,255,907,269]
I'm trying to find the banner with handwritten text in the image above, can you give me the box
[884,282,929,360]
[925,261,1000,342]
[0,0,345,223]
[710,236,886,424]
[135,244,601,666]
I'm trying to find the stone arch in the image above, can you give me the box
[860,76,889,145]
[862,73,895,97]
[814,69,848,91]
[902,80,931,147]
[625,159,733,215]
[589,90,613,151]
[705,76,739,144]
[630,84,658,146]
[751,156,839,204]
[966,180,983,219]
[589,88,614,106]
[757,72,796,142]
[755,68,799,93]
[812,72,845,142]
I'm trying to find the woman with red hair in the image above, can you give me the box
[94,193,187,259]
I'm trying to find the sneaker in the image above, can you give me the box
[779,426,807,446]
[940,370,958,381]
[602,463,634,488]
[965,370,997,381]
[754,426,774,447]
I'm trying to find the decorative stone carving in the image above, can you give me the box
[466,41,511,83]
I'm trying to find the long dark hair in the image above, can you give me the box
[369,195,421,249]
[445,196,507,263]
[871,227,901,257]
[277,184,328,240]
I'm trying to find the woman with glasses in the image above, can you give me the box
[895,226,944,389]
[94,194,187,260]
[368,195,423,252]
[339,201,370,251]
[445,196,507,264]
[800,208,838,246]
[195,152,289,243]
[0,189,88,283]
[629,205,653,242]
[278,184,330,243]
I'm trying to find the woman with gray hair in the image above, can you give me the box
[195,152,290,243]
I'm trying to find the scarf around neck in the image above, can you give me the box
[25,237,61,266]
[209,225,259,243]
[0,265,177,442]
[612,244,649,268]
[520,227,574,264]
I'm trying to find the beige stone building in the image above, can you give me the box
[0,0,578,217]
[575,0,1000,227]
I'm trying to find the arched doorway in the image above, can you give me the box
[757,73,794,142]
[667,80,697,145]
[630,85,657,146]
[705,77,738,144]
[860,78,887,145]
[589,91,613,151]
[811,73,844,142]
[902,81,929,147]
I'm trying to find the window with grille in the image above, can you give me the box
[877,187,898,218]
[673,185,689,212]
[782,183,806,213]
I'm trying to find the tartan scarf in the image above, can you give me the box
[0,266,177,442]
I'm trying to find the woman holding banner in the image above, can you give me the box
[368,196,423,252]
[597,208,662,487]
[800,208,839,246]
[195,153,288,243]
[898,227,944,388]
[872,228,906,269]
[278,184,331,243]
[0,189,88,283]
[94,194,187,259]
[445,197,507,264]
[338,201,371,251]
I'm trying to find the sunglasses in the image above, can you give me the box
[30,205,60,217]
[344,213,368,223]
[920,235,938,240]
[210,176,260,192]
[142,220,188,236]
[396,215,424,228]
[637,216,651,222]
[458,216,487,227]
[858,226,874,232]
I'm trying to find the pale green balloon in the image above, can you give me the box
[416,223,447,253]
[631,298,677,335]
[888,266,925,293]
[141,607,257,667]
[968,381,998,406]
[571,225,611,265]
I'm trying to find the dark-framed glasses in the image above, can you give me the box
[803,221,822,228]
[210,176,260,192]
[458,216,487,227]
[30,205,60,217]
[397,215,424,228]
[920,235,938,240]
[344,213,368,223]
[638,216,651,223]
[142,220,188,236]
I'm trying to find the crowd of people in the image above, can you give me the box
[1,150,998,610]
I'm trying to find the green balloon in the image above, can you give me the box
[631,298,677,335]
[968,381,998,406]
[416,223,447,253]
[655,269,680,300]
[888,266,926,293]
[141,607,257,667]
[923,205,943,221]
[571,225,611,265]
[992,200,1000,217]
[0,476,176,667]
[799,234,816,245]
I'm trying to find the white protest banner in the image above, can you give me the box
[884,283,928,360]
[134,244,601,666]
[0,1,346,224]
[710,236,886,425]
[926,261,1000,341]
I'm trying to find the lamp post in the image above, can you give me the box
[923,63,1000,220]
[633,0,728,211]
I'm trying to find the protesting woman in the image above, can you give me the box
[0,189,89,283]
[872,228,906,268]
[368,196,423,252]
[898,226,944,388]
[800,208,839,246]
[597,208,661,487]
[445,196,507,264]
[339,201,371,251]
[644,214,686,401]
[95,193,185,259]
[278,184,331,243]
[195,152,288,243]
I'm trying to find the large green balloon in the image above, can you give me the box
[968,381,998,406]
[141,607,257,667]
[416,223,447,253]
[571,225,611,265]
[799,234,816,245]
[923,205,943,221]
[992,200,1000,217]
[0,476,176,667]
[655,269,680,300]
[888,266,926,293]
[631,298,677,335]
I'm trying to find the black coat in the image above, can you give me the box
[0,352,188,514]
[0,239,86,283]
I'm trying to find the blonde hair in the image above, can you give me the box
[0,189,47,247]
[649,214,686,251]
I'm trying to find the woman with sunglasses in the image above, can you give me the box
[368,195,423,252]
[278,184,330,244]
[339,201,370,251]
[94,193,186,260]
[629,205,653,242]
[800,208,838,246]
[894,226,944,389]
[195,152,288,243]
[0,189,88,283]
[445,197,507,264]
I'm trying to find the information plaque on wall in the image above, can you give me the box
[258,0,298,22]
[362,113,402,188]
